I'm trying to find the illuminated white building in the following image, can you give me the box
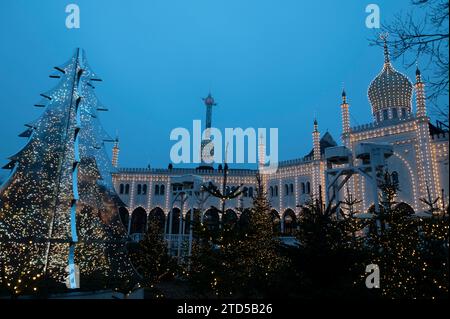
[112,43,449,239]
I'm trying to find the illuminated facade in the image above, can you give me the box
[112,44,449,238]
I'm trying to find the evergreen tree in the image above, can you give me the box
[188,173,290,298]
[130,220,177,287]
[0,49,137,296]
[228,173,289,297]
[364,170,449,299]
[296,186,366,254]
[188,238,223,297]
[294,188,368,298]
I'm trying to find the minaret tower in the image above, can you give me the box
[258,133,265,170]
[313,119,321,161]
[112,136,120,168]
[340,89,357,205]
[414,65,438,205]
[258,132,269,189]
[201,92,217,165]
[312,119,323,201]
[340,89,350,147]
[415,66,427,118]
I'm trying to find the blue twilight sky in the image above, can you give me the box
[0,0,435,174]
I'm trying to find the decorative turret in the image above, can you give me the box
[258,133,265,170]
[112,136,120,167]
[415,65,427,118]
[313,119,321,161]
[413,63,437,205]
[341,89,350,137]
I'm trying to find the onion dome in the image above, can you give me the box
[368,39,413,118]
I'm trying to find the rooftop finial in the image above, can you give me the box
[380,33,390,65]
[415,61,421,77]
[342,87,347,103]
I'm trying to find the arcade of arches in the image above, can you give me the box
[117,202,416,237]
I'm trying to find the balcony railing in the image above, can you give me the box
[350,115,416,133]
[164,234,190,243]
[116,167,257,176]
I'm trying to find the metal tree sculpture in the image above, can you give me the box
[0,49,137,295]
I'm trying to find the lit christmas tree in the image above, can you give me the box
[188,174,290,298]
[363,171,449,299]
[0,49,137,296]
[130,220,177,288]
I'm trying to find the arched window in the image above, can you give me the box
[130,207,147,235]
[223,209,238,230]
[125,184,130,195]
[239,208,252,230]
[203,208,220,233]
[271,210,281,234]
[149,207,166,231]
[142,184,147,195]
[137,184,142,195]
[283,209,297,235]
[275,185,278,197]
[166,208,181,234]
[284,184,289,196]
[270,186,274,197]
[154,184,160,196]
[401,108,407,118]
[290,183,294,194]
[243,187,248,197]
[392,108,398,119]
[118,207,129,229]
[301,182,305,194]
[119,184,124,194]
[160,184,165,196]
[248,187,254,198]
[306,182,311,194]
[392,171,399,185]
[383,109,389,120]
